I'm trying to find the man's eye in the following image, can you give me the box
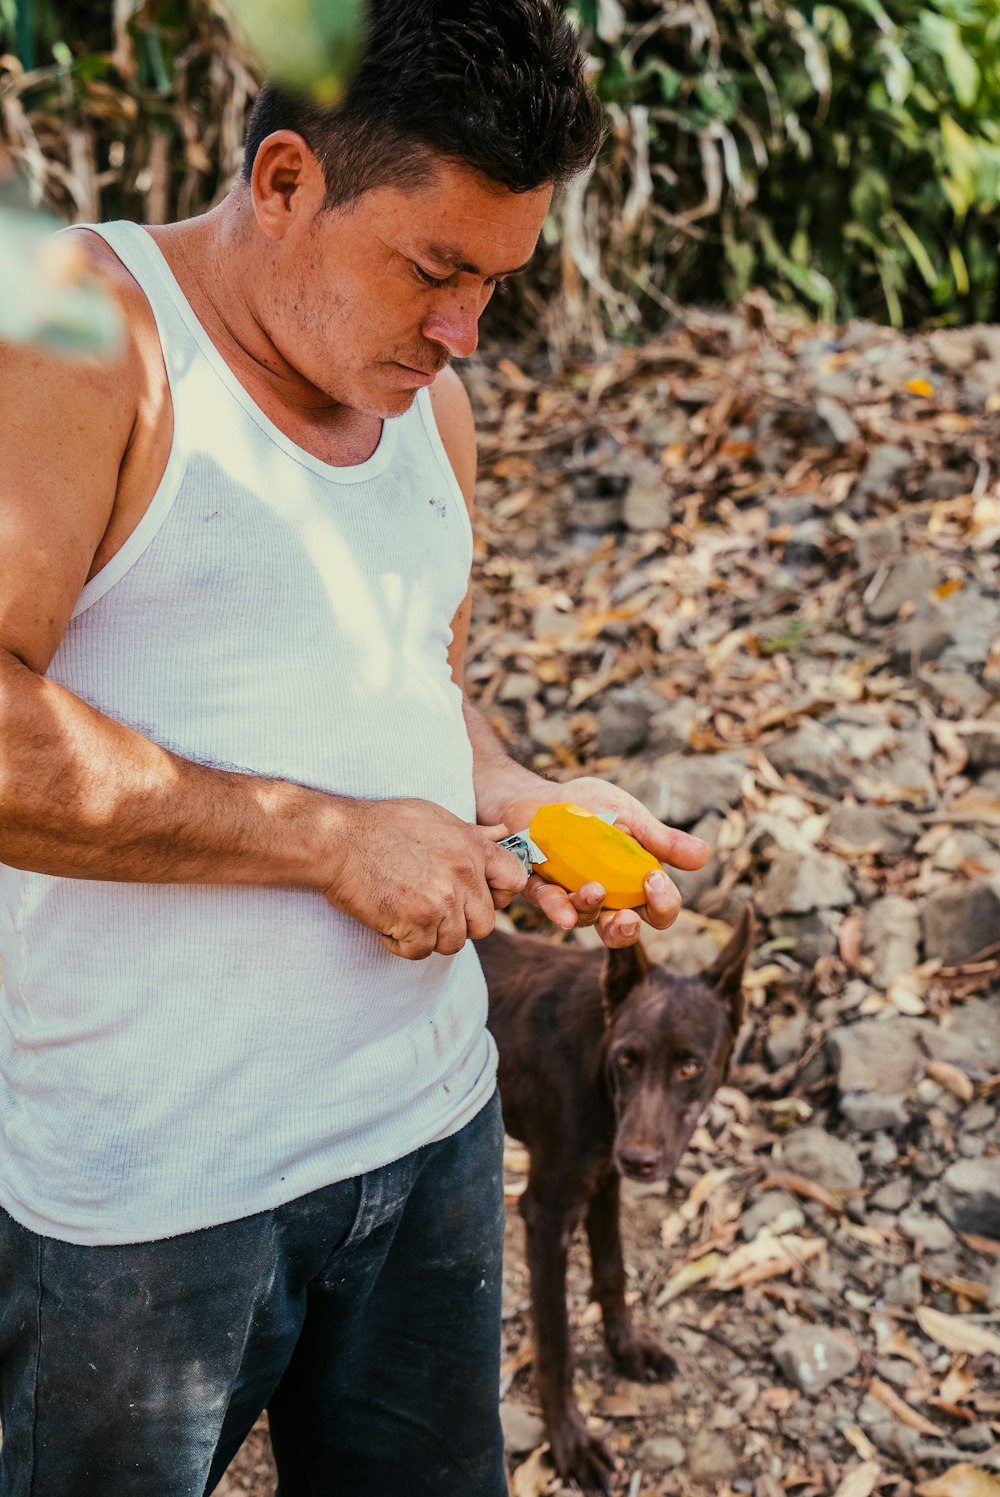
[414,265,450,288]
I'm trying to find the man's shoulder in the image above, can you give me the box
[428,366,476,502]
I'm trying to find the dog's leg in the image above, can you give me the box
[521,1186,617,1496]
[585,1172,678,1382]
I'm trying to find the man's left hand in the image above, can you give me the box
[503,777,710,949]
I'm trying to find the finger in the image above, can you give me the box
[379,929,434,960]
[434,906,472,957]
[567,880,605,928]
[477,822,510,841]
[595,907,642,948]
[484,839,530,900]
[464,886,499,940]
[522,872,577,930]
[639,868,682,930]
[611,804,711,871]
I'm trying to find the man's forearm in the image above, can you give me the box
[0,651,338,886]
[463,699,547,825]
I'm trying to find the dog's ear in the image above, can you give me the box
[704,905,754,1031]
[601,940,650,1020]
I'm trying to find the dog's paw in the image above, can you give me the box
[607,1327,678,1383]
[549,1410,617,1496]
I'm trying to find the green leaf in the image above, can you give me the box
[920,13,980,109]
[0,196,123,356]
[220,0,365,102]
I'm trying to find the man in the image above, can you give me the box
[0,2,708,1493]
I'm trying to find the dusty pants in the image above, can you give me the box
[0,1090,506,1497]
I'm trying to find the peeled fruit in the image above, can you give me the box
[527,803,662,909]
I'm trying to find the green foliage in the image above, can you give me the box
[558,0,1000,331]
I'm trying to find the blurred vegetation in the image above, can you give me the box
[552,0,1000,343]
[2,0,1000,349]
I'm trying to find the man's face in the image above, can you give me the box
[267,158,553,417]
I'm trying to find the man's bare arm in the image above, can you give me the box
[0,336,524,954]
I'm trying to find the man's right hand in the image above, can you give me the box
[322,798,528,960]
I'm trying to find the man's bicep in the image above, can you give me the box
[0,343,131,672]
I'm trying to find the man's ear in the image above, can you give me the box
[601,941,649,1021]
[250,129,327,239]
[704,905,754,1032]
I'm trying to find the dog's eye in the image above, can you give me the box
[616,1050,640,1072]
[677,1060,702,1080]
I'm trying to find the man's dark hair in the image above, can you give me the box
[242,0,603,207]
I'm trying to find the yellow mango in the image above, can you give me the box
[528,803,661,909]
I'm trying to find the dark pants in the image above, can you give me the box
[0,1090,506,1497]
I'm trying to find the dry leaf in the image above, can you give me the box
[915,1306,1000,1357]
[833,1460,881,1497]
[925,1061,975,1103]
[869,1377,945,1437]
[938,1364,975,1405]
[915,1465,1000,1497]
[510,1444,556,1497]
[712,1232,826,1291]
[655,1252,723,1305]
[844,1427,878,1460]
[599,1392,641,1419]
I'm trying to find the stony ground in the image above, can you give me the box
[221,305,1000,1497]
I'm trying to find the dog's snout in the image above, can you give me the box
[617,1146,662,1180]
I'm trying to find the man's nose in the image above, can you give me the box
[421,300,480,360]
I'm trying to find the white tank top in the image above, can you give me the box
[0,219,496,1245]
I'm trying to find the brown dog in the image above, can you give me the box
[477,908,753,1494]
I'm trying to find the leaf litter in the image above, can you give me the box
[221,305,999,1495]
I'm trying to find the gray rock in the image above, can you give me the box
[766,1013,809,1070]
[595,684,663,758]
[672,812,724,909]
[963,358,1000,407]
[855,518,904,577]
[772,1325,860,1395]
[892,604,952,670]
[869,1133,899,1167]
[869,729,937,804]
[936,588,1000,672]
[741,1189,803,1241]
[923,877,1000,965]
[959,1134,986,1158]
[812,396,859,447]
[622,751,748,828]
[828,1018,925,1096]
[623,461,672,532]
[500,1403,546,1455]
[826,804,921,858]
[898,1208,956,1252]
[686,1430,740,1481]
[498,672,538,704]
[784,519,829,567]
[532,601,578,642]
[854,443,910,502]
[780,1128,864,1192]
[955,1423,995,1452]
[769,910,844,965]
[882,1263,922,1309]
[929,327,986,372]
[963,1100,997,1133]
[875,1357,915,1387]
[840,1092,909,1134]
[866,555,939,623]
[758,849,854,917]
[639,1436,686,1470]
[767,724,851,793]
[963,723,1000,772]
[870,1179,911,1211]
[862,896,922,987]
[648,698,697,755]
[938,1157,1000,1237]
[919,668,990,717]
